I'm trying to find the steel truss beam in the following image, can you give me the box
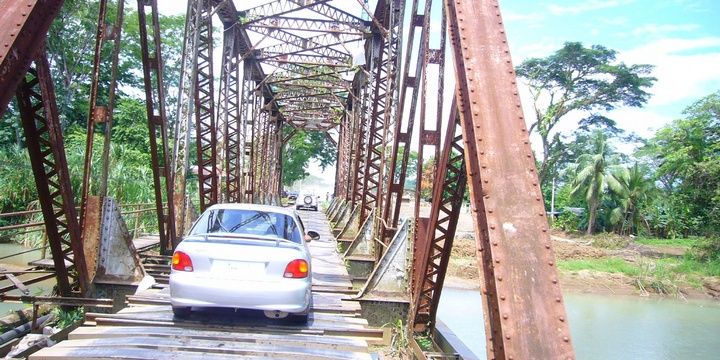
[16,54,89,296]
[410,101,465,332]
[240,62,258,203]
[220,27,243,203]
[247,16,368,36]
[194,0,218,212]
[80,0,125,230]
[0,0,65,113]
[446,0,574,358]
[359,0,405,243]
[249,26,351,61]
[241,0,367,31]
[137,0,177,253]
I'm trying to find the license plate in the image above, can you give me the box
[211,260,266,277]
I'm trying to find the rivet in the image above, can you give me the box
[545,244,551,249]
[563,337,570,342]
[549,261,554,266]
[505,335,511,340]
[492,242,498,246]
[500,295,506,300]
[552,279,558,284]
[503,314,509,319]
[559,316,565,322]
[556,297,562,303]
[497,277,503,281]
[495,259,500,263]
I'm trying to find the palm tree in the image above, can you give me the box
[608,163,656,235]
[570,131,621,234]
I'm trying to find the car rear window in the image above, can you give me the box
[189,209,303,243]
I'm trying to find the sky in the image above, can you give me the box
[154,0,720,185]
[500,0,720,139]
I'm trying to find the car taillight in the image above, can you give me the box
[284,259,309,278]
[172,251,194,272]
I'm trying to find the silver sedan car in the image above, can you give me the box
[169,203,319,323]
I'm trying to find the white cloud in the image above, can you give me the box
[621,37,720,107]
[631,23,701,36]
[503,11,545,23]
[547,0,635,15]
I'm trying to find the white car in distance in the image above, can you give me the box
[169,203,319,324]
[295,193,319,211]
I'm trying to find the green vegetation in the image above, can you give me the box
[51,306,84,329]
[0,3,186,243]
[636,237,700,248]
[282,129,336,186]
[516,42,656,185]
[518,42,718,240]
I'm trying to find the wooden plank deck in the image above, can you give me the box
[31,210,386,359]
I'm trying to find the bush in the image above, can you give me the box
[552,211,581,232]
[691,236,720,263]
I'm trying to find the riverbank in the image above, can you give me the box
[447,231,720,301]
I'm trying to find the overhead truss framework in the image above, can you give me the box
[0,0,577,358]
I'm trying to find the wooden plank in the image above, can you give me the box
[31,346,338,360]
[48,336,371,360]
[69,326,369,352]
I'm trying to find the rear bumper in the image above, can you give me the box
[169,273,312,313]
[295,205,317,211]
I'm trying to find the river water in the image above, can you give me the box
[0,243,54,315]
[438,287,720,359]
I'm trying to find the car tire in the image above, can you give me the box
[172,306,191,318]
[288,313,309,325]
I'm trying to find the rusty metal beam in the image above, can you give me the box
[410,100,466,333]
[137,0,177,252]
[0,0,65,115]
[446,0,574,358]
[220,27,243,203]
[194,0,218,212]
[16,54,89,296]
[80,0,126,229]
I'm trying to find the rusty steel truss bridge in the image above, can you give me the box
[0,0,575,358]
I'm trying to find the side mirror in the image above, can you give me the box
[306,231,320,242]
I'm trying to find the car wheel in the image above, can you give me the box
[172,306,191,318]
[288,313,309,325]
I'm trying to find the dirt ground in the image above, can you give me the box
[446,230,720,301]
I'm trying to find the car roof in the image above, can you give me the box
[204,203,297,217]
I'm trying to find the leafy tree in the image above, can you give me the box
[516,42,656,185]
[282,129,336,186]
[639,90,720,235]
[569,131,623,234]
[607,163,656,235]
[44,1,186,130]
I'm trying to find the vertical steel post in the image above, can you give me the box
[137,0,177,252]
[446,0,574,358]
[220,29,242,203]
[194,0,218,211]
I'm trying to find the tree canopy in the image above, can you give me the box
[516,42,656,185]
[281,129,336,186]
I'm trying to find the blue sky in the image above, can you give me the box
[499,0,720,138]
